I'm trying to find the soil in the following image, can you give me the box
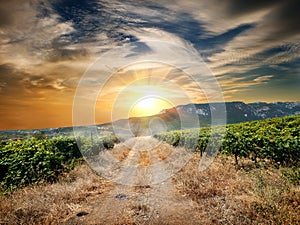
[61,137,201,225]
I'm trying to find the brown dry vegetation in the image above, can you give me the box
[138,151,151,166]
[0,154,299,225]
[153,142,174,161]
[110,144,131,161]
[173,154,300,225]
[0,163,114,225]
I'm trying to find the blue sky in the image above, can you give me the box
[0,0,299,129]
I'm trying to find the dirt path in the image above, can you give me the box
[62,137,201,224]
[2,137,296,224]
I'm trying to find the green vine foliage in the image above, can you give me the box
[154,115,300,167]
[0,135,119,194]
[1,116,298,193]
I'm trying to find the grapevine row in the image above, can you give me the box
[153,115,300,167]
[0,135,118,193]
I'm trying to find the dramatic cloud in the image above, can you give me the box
[0,0,299,129]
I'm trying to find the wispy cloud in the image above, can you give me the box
[0,0,299,129]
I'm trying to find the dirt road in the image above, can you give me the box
[1,137,296,224]
[62,137,201,224]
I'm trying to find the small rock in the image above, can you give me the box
[115,193,128,200]
[76,211,89,217]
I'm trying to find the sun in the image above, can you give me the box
[95,62,195,123]
[136,97,156,111]
[129,96,172,117]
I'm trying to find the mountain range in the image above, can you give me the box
[1,101,299,139]
[172,101,300,124]
[108,101,300,136]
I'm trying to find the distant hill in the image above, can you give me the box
[171,101,300,125]
[108,101,300,136]
[1,101,299,139]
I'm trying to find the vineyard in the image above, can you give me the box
[0,136,119,193]
[154,115,300,169]
[0,115,299,194]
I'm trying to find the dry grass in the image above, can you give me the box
[252,168,300,224]
[153,142,174,161]
[173,154,300,225]
[137,151,151,166]
[0,152,299,225]
[110,143,131,161]
[0,162,114,225]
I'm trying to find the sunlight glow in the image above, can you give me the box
[95,62,196,123]
[130,96,172,117]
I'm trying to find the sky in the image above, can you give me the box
[0,0,299,130]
